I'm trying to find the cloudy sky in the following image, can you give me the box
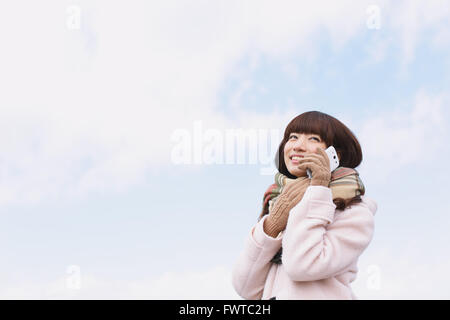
[0,0,449,299]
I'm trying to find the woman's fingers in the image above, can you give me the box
[297,162,322,179]
[297,157,323,169]
[300,153,327,168]
[314,147,330,169]
[297,159,321,172]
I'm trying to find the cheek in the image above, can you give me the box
[318,142,327,151]
[304,143,315,153]
[307,142,326,152]
[283,143,291,156]
[283,146,291,165]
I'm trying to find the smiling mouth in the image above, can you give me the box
[289,156,304,164]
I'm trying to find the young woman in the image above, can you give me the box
[231,111,377,300]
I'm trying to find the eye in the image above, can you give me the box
[289,134,297,140]
[311,137,321,142]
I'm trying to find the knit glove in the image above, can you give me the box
[263,178,310,238]
[297,147,331,187]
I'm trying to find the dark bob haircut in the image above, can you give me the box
[275,111,363,179]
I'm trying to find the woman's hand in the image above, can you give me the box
[297,147,331,187]
[263,178,310,238]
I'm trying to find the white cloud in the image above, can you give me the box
[352,245,450,299]
[3,250,450,300]
[0,265,240,300]
[385,0,450,72]
[1,1,449,302]
[126,266,240,300]
[0,0,448,205]
[356,90,449,184]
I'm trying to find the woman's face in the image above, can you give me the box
[283,132,327,177]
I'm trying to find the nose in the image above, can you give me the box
[292,136,307,151]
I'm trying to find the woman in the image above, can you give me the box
[231,111,377,300]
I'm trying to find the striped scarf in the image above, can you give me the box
[261,166,365,264]
[262,167,365,220]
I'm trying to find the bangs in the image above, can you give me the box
[284,111,333,145]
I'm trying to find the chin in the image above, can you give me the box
[287,167,305,178]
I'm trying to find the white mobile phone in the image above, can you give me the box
[306,146,340,179]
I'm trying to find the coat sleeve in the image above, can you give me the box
[231,214,283,300]
[282,186,376,282]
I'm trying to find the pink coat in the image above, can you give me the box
[232,185,377,300]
